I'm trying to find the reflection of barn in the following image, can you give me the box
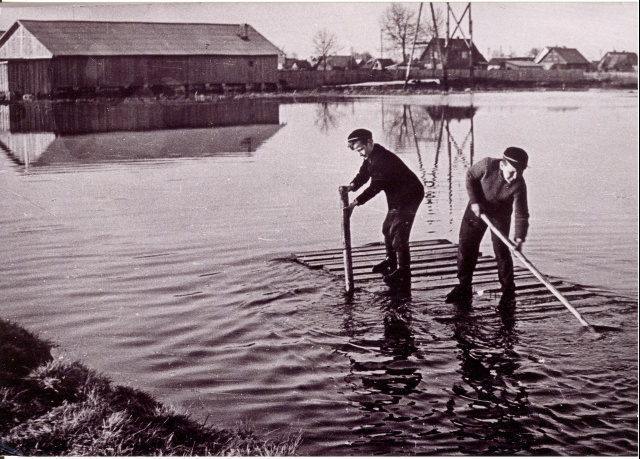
[425,105,477,122]
[0,99,283,170]
[2,99,280,135]
[0,20,281,99]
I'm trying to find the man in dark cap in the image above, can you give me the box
[445,147,530,306]
[344,128,424,289]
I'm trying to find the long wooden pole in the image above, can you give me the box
[480,214,591,327]
[339,186,354,294]
[404,2,423,90]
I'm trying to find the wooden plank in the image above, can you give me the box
[293,238,450,258]
[320,250,466,272]
[412,271,535,290]
[296,244,458,264]
[297,245,459,265]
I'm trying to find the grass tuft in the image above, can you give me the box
[0,319,301,456]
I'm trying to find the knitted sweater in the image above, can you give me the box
[466,157,529,241]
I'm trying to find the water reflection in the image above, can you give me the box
[314,101,351,133]
[0,99,283,171]
[447,303,534,454]
[373,103,477,223]
[344,296,422,402]
[336,294,429,453]
[335,290,533,454]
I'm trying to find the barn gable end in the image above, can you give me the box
[0,23,53,59]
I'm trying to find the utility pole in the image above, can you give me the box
[404,2,424,90]
[430,2,448,90]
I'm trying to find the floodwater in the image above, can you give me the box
[0,92,637,455]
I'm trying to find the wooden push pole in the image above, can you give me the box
[339,186,355,293]
[480,214,591,328]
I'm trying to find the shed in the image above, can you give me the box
[597,51,638,72]
[0,20,281,98]
[534,47,592,70]
[371,58,396,71]
[418,38,488,70]
[488,57,537,70]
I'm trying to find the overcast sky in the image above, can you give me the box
[0,1,638,61]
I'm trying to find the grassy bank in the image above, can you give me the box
[0,319,301,456]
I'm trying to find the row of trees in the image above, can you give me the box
[313,3,444,70]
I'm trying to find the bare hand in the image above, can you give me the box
[471,203,482,217]
[344,201,357,218]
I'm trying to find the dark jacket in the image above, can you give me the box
[350,143,424,208]
[466,157,529,241]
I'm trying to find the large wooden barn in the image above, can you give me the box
[0,20,281,99]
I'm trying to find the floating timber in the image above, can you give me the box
[292,238,599,305]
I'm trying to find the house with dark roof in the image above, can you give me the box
[597,51,638,72]
[534,47,592,70]
[280,58,313,71]
[0,20,281,98]
[313,55,358,71]
[418,38,488,70]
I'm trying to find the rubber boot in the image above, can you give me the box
[445,284,473,304]
[498,284,516,309]
[384,249,411,289]
[372,246,397,275]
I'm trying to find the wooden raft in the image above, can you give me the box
[292,239,599,303]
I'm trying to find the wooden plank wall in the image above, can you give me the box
[5,55,278,96]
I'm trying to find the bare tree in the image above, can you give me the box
[528,48,541,58]
[313,28,341,71]
[379,3,417,64]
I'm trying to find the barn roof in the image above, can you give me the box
[419,38,488,64]
[0,20,280,57]
[598,51,638,70]
[536,47,590,65]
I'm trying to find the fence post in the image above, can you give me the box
[339,186,354,294]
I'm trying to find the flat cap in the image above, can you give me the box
[347,128,373,143]
[503,147,529,170]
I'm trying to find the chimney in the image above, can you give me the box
[239,23,249,40]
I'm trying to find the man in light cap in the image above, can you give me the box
[445,147,530,306]
[344,128,424,290]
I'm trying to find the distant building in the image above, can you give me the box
[281,58,313,70]
[0,20,281,98]
[534,47,592,70]
[371,58,396,71]
[597,51,638,72]
[504,60,542,70]
[314,55,358,71]
[487,57,538,70]
[418,38,488,70]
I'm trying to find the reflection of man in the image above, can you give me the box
[344,129,424,289]
[446,148,530,306]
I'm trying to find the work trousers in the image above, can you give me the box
[382,196,422,253]
[457,205,515,292]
